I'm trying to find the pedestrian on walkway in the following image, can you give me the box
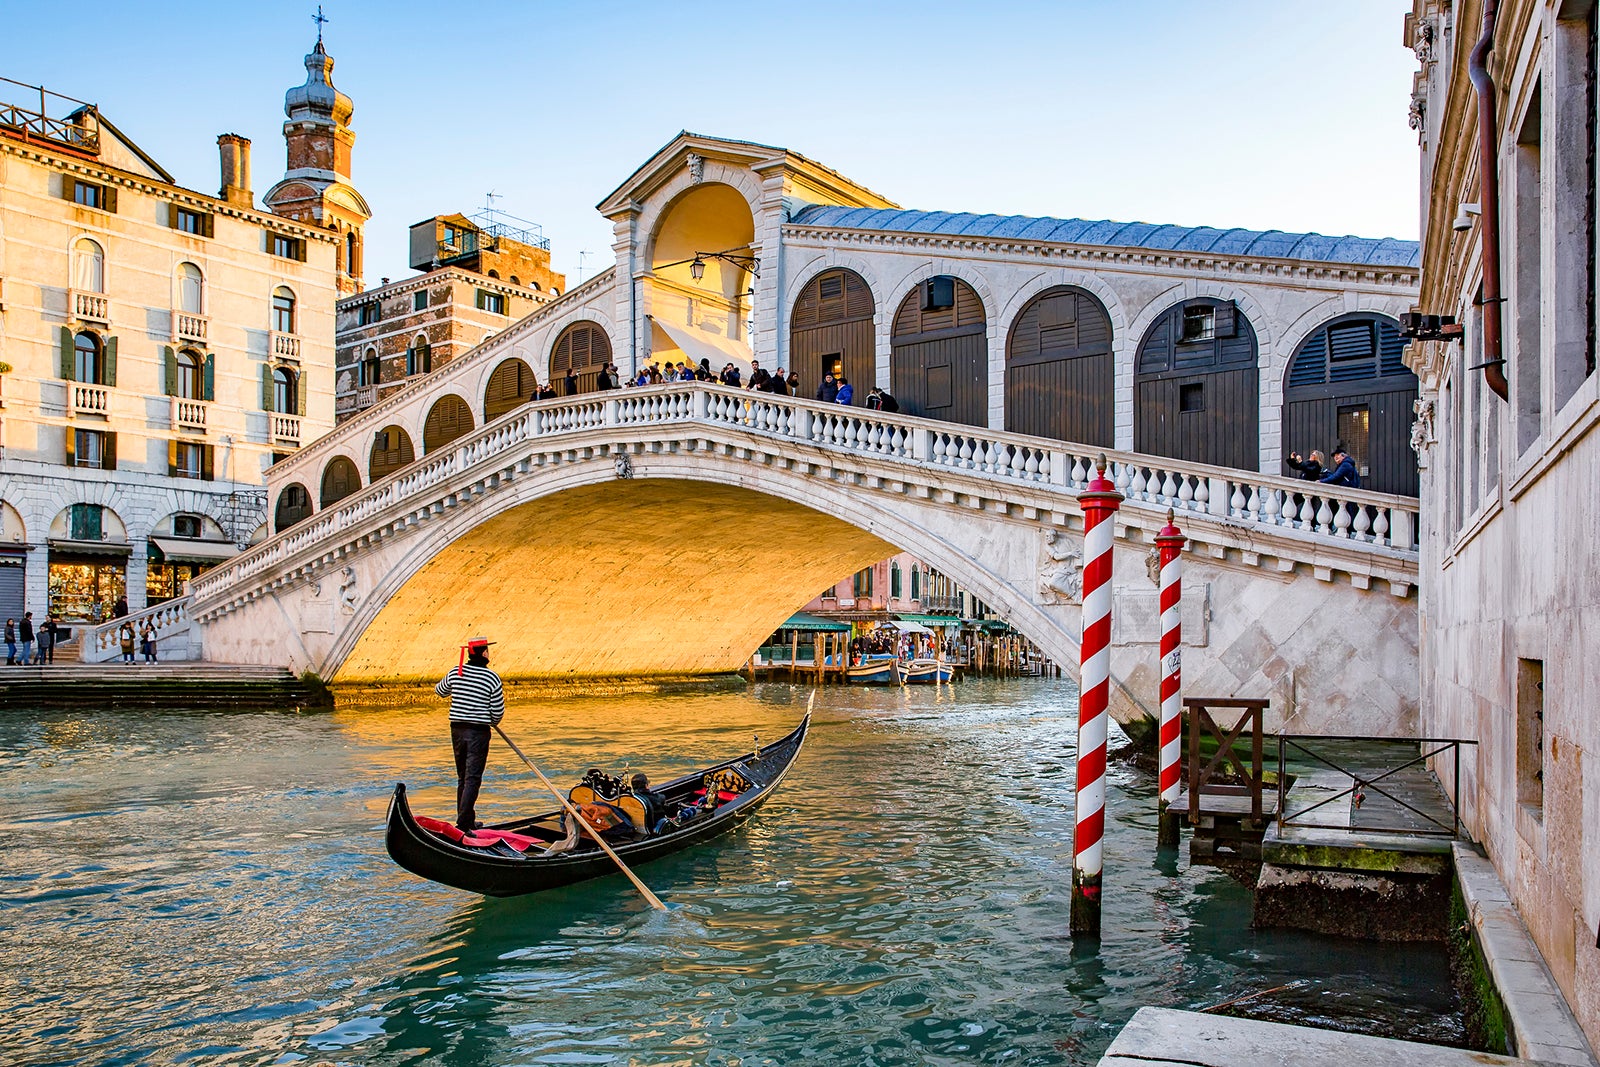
[140,621,158,664]
[38,615,58,665]
[119,621,136,664]
[435,636,506,833]
[4,618,15,665]
[18,612,34,666]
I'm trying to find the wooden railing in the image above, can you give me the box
[1185,697,1267,826]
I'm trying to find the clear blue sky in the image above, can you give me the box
[1,1,1421,287]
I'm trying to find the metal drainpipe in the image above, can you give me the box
[1467,0,1511,400]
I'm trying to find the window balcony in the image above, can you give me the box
[171,396,208,433]
[68,381,110,418]
[171,310,208,345]
[271,331,301,361]
[271,414,302,446]
[68,289,109,325]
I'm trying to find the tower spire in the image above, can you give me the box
[313,5,329,45]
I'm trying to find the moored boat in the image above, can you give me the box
[845,655,902,685]
[385,713,810,897]
[901,658,956,684]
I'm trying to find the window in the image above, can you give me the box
[509,276,520,286]
[356,302,381,326]
[270,233,303,260]
[550,287,559,297]
[1514,84,1543,454]
[531,281,542,291]
[73,331,103,384]
[911,567,921,600]
[273,367,298,415]
[176,350,202,400]
[891,563,902,599]
[406,339,431,376]
[487,269,500,279]
[413,290,428,312]
[172,514,202,538]
[272,287,296,333]
[69,503,104,541]
[178,263,203,314]
[72,179,107,209]
[173,442,202,479]
[1181,305,1216,343]
[922,276,955,311]
[172,207,206,235]
[1336,405,1371,477]
[1179,383,1205,412]
[73,238,105,293]
[1516,658,1544,817]
[72,429,114,470]
[853,567,874,599]
[476,289,506,315]
[345,231,357,275]
[360,350,380,387]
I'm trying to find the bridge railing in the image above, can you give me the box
[193,382,1418,605]
[80,597,192,663]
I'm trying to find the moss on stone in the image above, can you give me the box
[1448,876,1510,1054]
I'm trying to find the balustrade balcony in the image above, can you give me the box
[68,288,108,325]
[171,310,208,344]
[272,414,302,446]
[171,396,208,433]
[271,332,301,361]
[67,381,110,418]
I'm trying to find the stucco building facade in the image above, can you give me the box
[1406,0,1600,1049]
[0,38,358,622]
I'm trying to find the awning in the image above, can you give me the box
[652,319,753,373]
[894,613,962,627]
[47,538,132,558]
[149,537,240,565]
[776,612,852,633]
[887,620,935,635]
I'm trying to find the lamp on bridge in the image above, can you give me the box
[673,249,760,282]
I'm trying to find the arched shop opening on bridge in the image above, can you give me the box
[890,276,987,424]
[790,268,874,398]
[1135,298,1259,472]
[369,425,415,481]
[275,483,313,533]
[647,181,757,378]
[550,321,612,395]
[1005,286,1115,448]
[320,456,362,507]
[423,394,475,454]
[483,357,538,421]
[1281,313,1419,496]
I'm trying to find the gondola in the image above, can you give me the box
[385,713,810,897]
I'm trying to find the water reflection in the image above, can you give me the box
[0,679,1460,1065]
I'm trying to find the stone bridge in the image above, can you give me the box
[162,382,1419,735]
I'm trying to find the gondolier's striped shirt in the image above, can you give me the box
[435,664,505,726]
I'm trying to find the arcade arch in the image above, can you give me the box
[550,322,612,395]
[647,182,757,374]
[483,357,537,421]
[369,425,415,480]
[889,276,987,426]
[1134,298,1259,471]
[789,268,875,400]
[274,484,312,533]
[423,394,475,454]
[320,456,362,507]
[1005,285,1114,448]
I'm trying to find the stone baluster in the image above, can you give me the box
[1315,496,1334,535]
[1352,504,1372,541]
[1333,500,1352,540]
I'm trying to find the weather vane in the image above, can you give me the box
[313,4,329,43]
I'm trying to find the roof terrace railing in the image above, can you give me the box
[0,75,99,153]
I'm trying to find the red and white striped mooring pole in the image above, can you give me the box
[1072,454,1123,937]
[1154,509,1187,848]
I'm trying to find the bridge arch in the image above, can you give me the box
[422,393,475,454]
[319,455,362,507]
[1134,296,1260,471]
[788,267,876,399]
[889,275,988,425]
[1004,285,1114,447]
[369,425,415,481]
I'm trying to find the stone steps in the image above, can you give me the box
[0,662,331,709]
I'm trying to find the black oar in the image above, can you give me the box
[493,725,667,912]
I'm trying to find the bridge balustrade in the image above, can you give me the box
[196,382,1418,607]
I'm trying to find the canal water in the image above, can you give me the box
[0,678,1461,1066]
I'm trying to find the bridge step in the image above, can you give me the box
[0,663,331,710]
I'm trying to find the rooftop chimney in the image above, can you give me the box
[217,133,253,208]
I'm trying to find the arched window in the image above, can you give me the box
[549,322,613,395]
[274,483,312,532]
[176,349,201,400]
[483,357,537,421]
[178,263,203,314]
[423,394,474,453]
[487,269,500,279]
[344,231,356,275]
[509,275,520,286]
[73,238,104,293]
[369,425,415,480]
[273,367,297,415]
[73,331,104,383]
[360,348,380,387]
[406,336,431,377]
[550,287,560,297]
[272,286,296,333]
[531,281,542,291]
[320,456,362,507]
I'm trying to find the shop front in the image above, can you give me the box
[146,537,238,604]
[47,539,130,621]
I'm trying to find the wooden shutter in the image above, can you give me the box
[163,347,177,396]
[59,326,74,379]
[294,238,307,263]
[167,203,179,229]
[104,432,117,470]
[103,185,118,213]
[296,369,308,415]
[201,444,214,481]
[65,427,76,466]
[103,336,117,387]
[168,439,179,477]
[1214,301,1236,338]
[59,176,75,202]
[260,364,274,411]
[202,212,214,238]
[202,353,215,401]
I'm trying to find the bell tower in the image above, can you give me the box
[262,23,371,296]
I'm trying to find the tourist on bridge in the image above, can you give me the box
[18,612,34,666]
[696,358,713,381]
[817,373,838,403]
[865,386,900,413]
[1287,449,1326,480]
[1318,448,1362,489]
[595,364,615,390]
[563,369,579,396]
[435,636,506,833]
[748,360,771,390]
[761,368,788,394]
[835,376,854,405]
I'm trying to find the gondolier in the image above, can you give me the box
[435,636,506,833]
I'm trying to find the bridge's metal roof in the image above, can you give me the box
[788,205,1420,269]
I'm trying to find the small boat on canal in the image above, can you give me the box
[845,655,902,685]
[385,713,810,898]
[901,658,956,684]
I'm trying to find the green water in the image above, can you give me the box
[0,678,1460,1065]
